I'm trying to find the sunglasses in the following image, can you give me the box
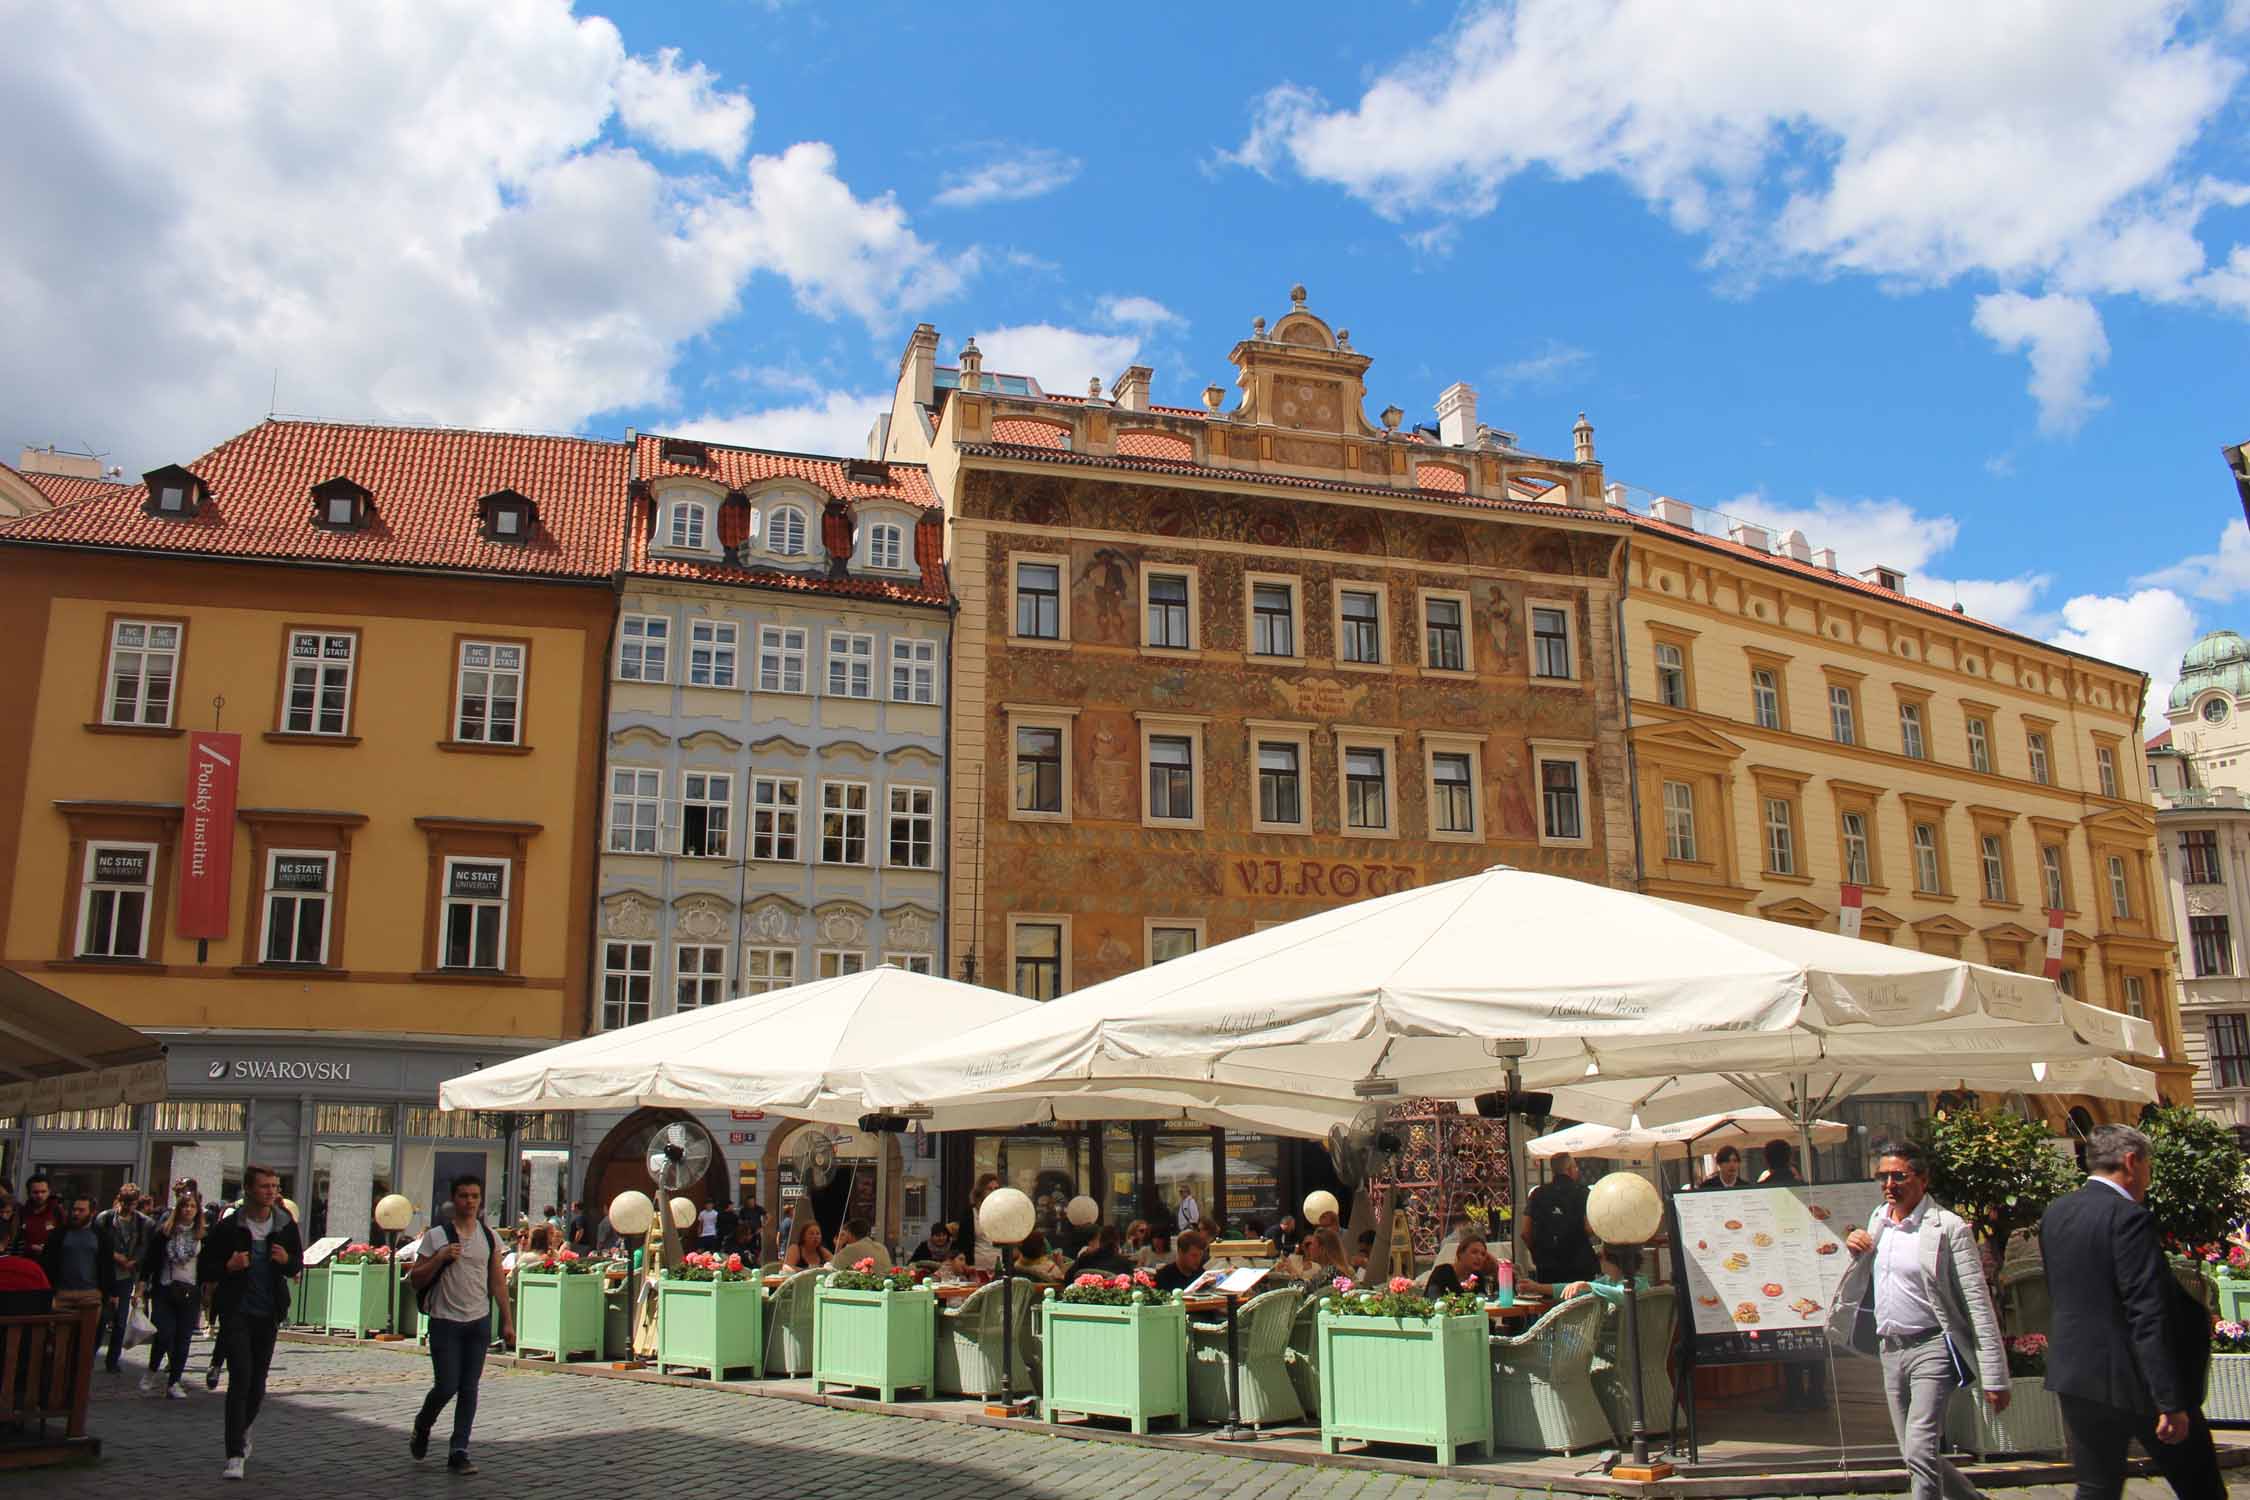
[1875,1170,1920,1183]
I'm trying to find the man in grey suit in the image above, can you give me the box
[1833,1141,2010,1500]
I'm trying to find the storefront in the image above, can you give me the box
[5,1033,569,1238]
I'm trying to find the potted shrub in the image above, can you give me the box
[656,1250,763,1379]
[814,1260,935,1400]
[1947,1334,2066,1459]
[324,1243,394,1338]
[1317,1276,1493,1465]
[1039,1270,1187,1433]
[2146,1106,2250,1256]
[2208,1320,2250,1424]
[517,1248,610,1362]
[1915,1108,2079,1261]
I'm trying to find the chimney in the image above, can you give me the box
[1861,563,1907,593]
[1650,494,1695,527]
[900,323,938,409]
[1436,382,1478,448]
[957,336,983,392]
[1729,520,1773,553]
[1811,547,1838,571]
[1777,527,1812,563]
[1604,482,1629,510]
[1110,365,1152,412]
[1573,412,1595,464]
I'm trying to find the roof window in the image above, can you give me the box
[309,476,374,532]
[140,464,209,519]
[660,437,710,467]
[477,488,538,544]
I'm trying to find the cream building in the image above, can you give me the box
[1613,491,2185,1143]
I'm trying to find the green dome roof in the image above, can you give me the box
[2170,629,2250,710]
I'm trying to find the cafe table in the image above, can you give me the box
[1485,1297,1550,1329]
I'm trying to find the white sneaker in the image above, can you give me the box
[166,1385,188,1401]
[242,1432,252,1459]
[140,1373,158,1393]
[221,1458,245,1480]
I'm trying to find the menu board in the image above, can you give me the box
[1671,1182,1882,1365]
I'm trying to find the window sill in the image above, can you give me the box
[1530,673,1582,687]
[413,969,527,986]
[606,848,663,860]
[230,964,350,980]
[1247,653,1306,668]
[1332,660,1389,675]
[437,740,534,756]
[1912,888,1956,903]
[1429,829,1482,844]
[48,955,161,969]
[1979,898,2023,912]
[262,731,362,747]
[1008,810,1072,825]
[1138,645,1205,661]
[1537,836,1594,851]
[1249,822,1311,837]
[1141,817,1206,833]
[83,722,183,738]
[820,692,879,704]
[1005,636,1073,651]
[1341,825,1402,842]
[1417,666,1475,681]
[1761,869,1814,886]
[615,675,669,687]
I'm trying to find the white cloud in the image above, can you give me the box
[2138,519,2250,602]
[2048,587,2201,726]
[1497,339,1590,391]
[1097,295,1181,328]
[730,142,967,322]
[1970,292,2110,433]
[972,324,1144,392]
[614,46,753,165]
[671,389,888,458]
[931,146,1081,208]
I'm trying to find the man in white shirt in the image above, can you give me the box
[696,1202,719,1251]
[828,1217,893,1273]
[407,1174,513,1475]
[1176,1190,1201,1233]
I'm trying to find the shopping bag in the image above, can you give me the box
[124,1300,157,1349]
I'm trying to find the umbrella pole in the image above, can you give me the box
[1505,1063,1529,1267]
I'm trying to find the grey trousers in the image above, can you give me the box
[1881,1336,1982,1500]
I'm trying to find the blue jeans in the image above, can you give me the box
[417,1315,490,1456]
[151,1282,199,1385]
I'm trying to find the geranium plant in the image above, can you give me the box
[826,1257,916,1292]
[1056,1269,1168,1305]
[2003,1333,2048,1377]
[1323,1274,1484,1320]
[2215,1319,2250,1355]
[522,1247,606,1275]
[332,1243,390,1265]
[668,1250,755,1283]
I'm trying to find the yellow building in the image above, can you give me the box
[0,419,625,1231]
[1615,495,2186,1131]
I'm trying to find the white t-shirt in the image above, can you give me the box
[414,1217,494,1324]
[698,1207,718,1238]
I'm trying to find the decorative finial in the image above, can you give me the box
[1202,383,1225,414]
[1088,376,1102,399]
[1252,316,1267,339]
[1337,328,1351,350]
[1380,404,1403,434]
[1289,283,1307,308]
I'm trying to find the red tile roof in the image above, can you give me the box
[1114,429,1195,461]
[1415,460,1468,494]
[2147,728,2174,751]
[0,419,629,579]
[989,417,1072,448]
[21,469,131,507]
[635,434,941,509]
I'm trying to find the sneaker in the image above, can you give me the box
[221,1459,245,1481]
[411,1426,430,1461]
[166,1385,189,1401]
[447,1453,477,1475]
[206,1366,222,1391]
[242,1432,252,1460]
[140,1373,158,1394]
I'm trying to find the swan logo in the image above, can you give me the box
[208,1061,227,1079]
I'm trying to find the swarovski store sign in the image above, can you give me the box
[207,1057,355,1083]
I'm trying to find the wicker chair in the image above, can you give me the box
[934,1280,1036,1398]
[1589,1287,1676,1447]
[1490,1296,1610,1454]
[758,1261,784,1277]
[2000,1267,2051,1338]
[1281,1292,1321,1418]
[763,1269,820,1377]
[1186,1287,1304,1428]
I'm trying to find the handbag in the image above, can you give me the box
[124,1299,158,1349]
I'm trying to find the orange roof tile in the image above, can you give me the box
[989,418,1072,448]
[1115,429,1195,461]
[636,434,941,509]
[22,470,131,508]
[2147,728,2174,751]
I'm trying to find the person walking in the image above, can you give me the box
[40,1193,120,1322]
[196,1166,302,1479]
[142,1184,205,1398]
[2040,1123,2220,1500]
[407,1173,513,1475]
[1832,1142,2008,1500]
[97,1182,153,1373]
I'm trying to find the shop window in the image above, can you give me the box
[890,638,938,704]
[281,629,357,736]
[688,620,738,689]
[1249,577,1299,658]
[676,944,726,1009]
[154,1101,244,1132]
[311,1141,395,1243]
[103,618,182,727]
[819,780,871,865]
[757,625,808,693]
[441,857,509,971]
[618,615,670,683]
[1010,917,1067,1000]
[452,639,525,745]
[826,631,874,698]
[752,776,800,860]
[260,851,334,965]
[315,1103,395,1135]
[887,784,935,868]
[608,768,661,854]
[743,947,797,993]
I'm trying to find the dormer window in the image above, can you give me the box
[767,504,807,558]
[158,485,188,514]
[868,521,904,571]
[324,494,356,526]
[140,464,208,519]
[660,437,710,467]
[477,488,537,544]
[309,476,373,532]
[665,499,708,551]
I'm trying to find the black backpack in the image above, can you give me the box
[1528,1184,1576,1259]
[433,1217,498,1289]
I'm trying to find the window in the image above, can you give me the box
[1015,724,1064,816]
[2059,969,2078,998]
[890,638,938,704]
[2096,745,2119,798]
[1842,813,1872,886]
[1423,594,1467,672]
[2040,844,2066,911]
[1012,920,1064,1000]
[260,851,332,965]
[1980,835,2009,902]
[1015,560,1062,639]
[2121,974,2146,1020]
[1540,758,1584,842]
[1828,684,1857,746]
[1898,703,1926,760]
[601,941,653,1030]
[867,522,905,571]
[1532,607,1573,680]
[665,501,707,550]
[818,950,867,980]
[1258,741,1303,827]
[441,858,508,970]
[323,492,357,527]
[2108,855,2132,919]
[1765,798,1797,876]
[681,620,737,689]
[1751,669,1782,730]
[1913,823,1942,894]
[751,776,800,861]
[767,505,807,557]
[675,944,726,1010]
[1966,716,1992,773]
[1431,750,1476,835]
[1149,925,1200,965]
[2193,916,2235,978]
[155,483,188,514]
[104,619,180,726]
[885,953,935,975]
[77,843,154,959]
[757,626,808,693]
[2211,1014,2250,1090]
[453,640,524,745]
[281,630,355,736]
[608,768,661,854]
[2027,732,2051,786]
[887,785,935,869]
[1654,644,1688,708]
[1251,580,1297,657]
[618,615,670,682]
[819,781,870,865]
[681,772,731,859]
[1338,588,1383,664]
[1144,571,1192,650]
[1147,735,1195,821]
[743,947,796,994]
[825,632,874,698]
[2184,829,2223,885]
[1344,745,1390,832]
[1662,781,1697,861]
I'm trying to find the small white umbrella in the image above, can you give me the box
[1529,1110,1851,1163]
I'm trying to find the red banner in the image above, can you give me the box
[1837,883,1864,940]
[178,731,240,939]
[2043,908,2066,981]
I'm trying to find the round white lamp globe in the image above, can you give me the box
[1302,1190,1341,1225]
[607,1190,655,1237]
[979,1186,1036,1247]
[1065,1194,1099,1228]
[374,1193,414,1233]
[1585,1171,1663,1247]
[669,1195,697,1231]
[281,1198,300,1223]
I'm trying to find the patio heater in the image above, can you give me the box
[978,1187,1035,1417]
[1586,1172,1671,1482]
[374,1193,413,1340]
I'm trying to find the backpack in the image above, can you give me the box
[433,1217,498,1291]
[1527,1183,1576,1259]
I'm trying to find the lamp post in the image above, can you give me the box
[607,1190,656,1368]
[978,1187,1035,1417]
[374,1193,413,1340]
[1585,1172,1672,1482]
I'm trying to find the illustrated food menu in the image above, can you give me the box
[1671,1182,1882,1364]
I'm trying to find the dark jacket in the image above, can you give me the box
[1526,1176,1598,1282]
[1066,1249,1136,1278]
[196,1204,305,1321]
[39,1218,120,1298]
[2039,1180,2207,1416]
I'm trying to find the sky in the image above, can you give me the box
[6,0,2250,726]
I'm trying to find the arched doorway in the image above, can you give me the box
[581,1109,729,1236]
[761,1120,904,1247]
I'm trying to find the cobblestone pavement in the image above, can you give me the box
[38,1334,2245,1498]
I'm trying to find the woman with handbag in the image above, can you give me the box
[141,1184,204,1398]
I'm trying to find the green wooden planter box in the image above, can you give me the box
[1946,1375,2067,1459]
[2213,1278,2250,1326]
[295,1263,331,1329]
[2209,1354,2250,1425]
[1317,1309,1494,1465]
[813,1283,935,1400]
[603,1277,633,1360]
[518,1272,606,1361]
[1038,1296,1188,1434]
[657,1276,765,1380]
[395,1267,420,1340]
[323,1261,392,1337]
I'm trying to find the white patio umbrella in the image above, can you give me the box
[1529,1110,1851,1163]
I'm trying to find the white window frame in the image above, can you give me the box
[886,783,937,869]
[617,614,670,683]
[1139,713,1208,830]
[453,639,524,745]
[757,625,808,694]
[1417,588,1474,675]
[1007,706,1077,824]
[1140,564,1201,653]
[1007,914,1071,1000]
[1980,835,2009,902]
[1146,919,1206,967]
[1912,822,1942,894]
[686,619,738,690]
[1528,600,1577,683]
[883,952,935,975]
[1423,733,1484,842]
[2108,855,2132,919]
[681,771,732,859]
[1764,796,1797,876]
[1653,643,1689,709]
[1966,716,1992,773]
[889,637,938,704]
[1247,720,1314,835]
[817,949,866,980]
[1751,668,1782,730]
[751,775,800,861]
[825,631,875,698]
[282,628,357,736]
[1662,779,1698,862]
[674,943,727,1011]
[440,856,510,972]
[103,618,182,727]
[1336,728,1401,839]
[766,503,808,558]
[819,779,871,865]
[742,946,797,994]
[1009,552,1070,644]
[1841,813,1873,887]
[866,520,906,572]
[1333,582,1388,668]
[1898,702,1926,760]
[2027,731,2051,786]
[608,767,662,855]
[77,841,156,959]
[1530,741,1593,849]
[601,940,653,1030]
[1828,683,1857,746]
[259,848,334,966]
[664,499,708,551]
[1245,573,1302,662]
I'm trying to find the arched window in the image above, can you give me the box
[665,499,707,550]
[867,521,905,571]
[768,504,807,557]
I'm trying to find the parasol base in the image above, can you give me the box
[1610,1460,1675,1482]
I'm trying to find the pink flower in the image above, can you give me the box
[1389,1276,1413,1294]
[1073,1272,1105,1287]
[1109,1274,1132,1290]
[725,1253,743,1273]
[556,1249,578,1263]
[1462,1274,1478,1289]
[854,1257,875,1273]
[1133,1269,1156,1287]
[1331,1276,1353,1293]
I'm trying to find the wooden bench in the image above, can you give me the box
[0,1300,101,1469]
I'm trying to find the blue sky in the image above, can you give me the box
[8,0,2250,719]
